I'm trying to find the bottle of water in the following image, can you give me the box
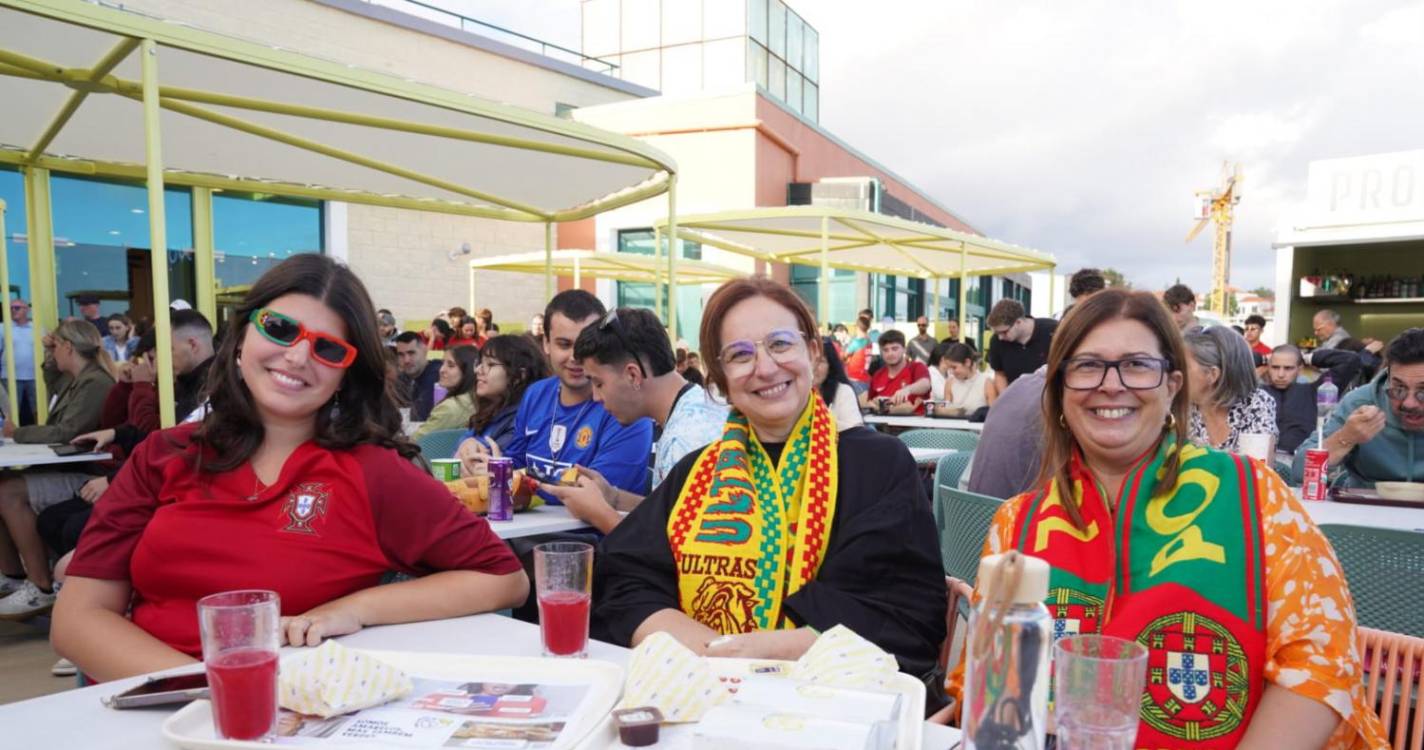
[1316,375,1339,421]
[963,552,1051,750]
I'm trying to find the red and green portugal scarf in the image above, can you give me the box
[666,394,838,634]
[1014,439,1267,748]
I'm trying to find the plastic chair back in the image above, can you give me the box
[1358,626,1424,750]
[415,428,467,463]
[932,452,975,523]
[899,428,979,452]
[1320,525,1424,637]
[936,487,1004,583]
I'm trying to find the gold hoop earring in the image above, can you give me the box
[1058,414,1067,429]
[1164,412,1176,430]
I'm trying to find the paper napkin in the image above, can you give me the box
[278,640,414,718]
[618,632,731,722]
[788,625,898,690]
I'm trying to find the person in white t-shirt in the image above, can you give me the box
[939,342,996,412]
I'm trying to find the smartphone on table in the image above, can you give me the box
[50,439,98,456]
[102,671,210,709]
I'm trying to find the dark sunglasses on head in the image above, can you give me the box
[599,308,648,378]
[249,308,357,369]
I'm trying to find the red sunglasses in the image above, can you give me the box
[248,308,357,368]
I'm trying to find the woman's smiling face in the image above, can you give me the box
[1061,317,1182,471]
[240,293,348,424]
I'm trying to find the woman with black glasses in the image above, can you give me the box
[454,334,550,476]
[946,289,1384,749]
[52,254,528,681]
[594,277,945,692]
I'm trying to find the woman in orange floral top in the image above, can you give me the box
[950,289,1385,750]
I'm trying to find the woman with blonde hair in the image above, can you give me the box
[0,319,117,619]
[948,288,1385,748]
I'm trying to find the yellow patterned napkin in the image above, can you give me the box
[278,641,414,718]
[788,625,898,690]
[618,632,731,723]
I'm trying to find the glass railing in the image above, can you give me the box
[361,0,620,76]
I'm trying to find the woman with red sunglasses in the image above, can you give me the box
[52,254,529,681]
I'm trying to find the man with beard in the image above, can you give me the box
[1293,328,1424,487]
[907,315,937,363]
[858,329,931,415]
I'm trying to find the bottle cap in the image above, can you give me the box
[976,552,1050,604]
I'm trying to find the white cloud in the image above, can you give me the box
[432,0,1424,291]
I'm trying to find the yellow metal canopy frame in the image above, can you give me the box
[0,0,676,425]
[653,206,1056,333]
[466,249,745,302]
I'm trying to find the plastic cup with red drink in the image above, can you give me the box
[198,590,281,741]
[534,542,593,658]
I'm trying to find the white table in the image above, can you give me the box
[865,415,984,432]
[1293,490,1424,533]
[488,504,594,540]
[910,447,954,465]
[0,614,961,748]
[0,440,111,469]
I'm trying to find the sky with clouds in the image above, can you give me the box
[413,0,1423,293]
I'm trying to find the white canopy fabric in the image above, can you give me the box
[657,207,1055,279]
[0,0,675,221]
[468,249,745,287]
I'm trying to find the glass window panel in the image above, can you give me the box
[786,71,803,115]
[803,25,819,83]
[211,194,321,294]
[768,0,786,57]
[748,0,767,44]
[620,49,661,91]
[768,55,786,100]
[661,42,702,94]
[581,0,620,58]
[803,81,819,123]
[747,41,768,88]
[621,0,661,51]
[704,37,745,89]
[1,168,28,305]
[705,0,745,39]
[785,11,803,71]
[661,0,701,46]
[49,175,193,322]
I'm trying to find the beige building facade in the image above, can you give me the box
[108,0,658,328]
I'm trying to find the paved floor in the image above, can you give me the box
[0,619,72,705]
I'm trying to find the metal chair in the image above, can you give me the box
[415,428,467,464]
[1320,524,1424,637]
[1358,626,1424,749]
[899,428,980,452]
[932,451,975,529]
[936,486,1004,584]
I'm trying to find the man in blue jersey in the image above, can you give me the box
[504,290,653,505]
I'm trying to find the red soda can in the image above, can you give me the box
[487,458,514,521]
[1301,449,1330,501]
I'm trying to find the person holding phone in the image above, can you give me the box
[454,334,549,477]
[52,254,528,681]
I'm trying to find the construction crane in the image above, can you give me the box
[1185,163,1243,316]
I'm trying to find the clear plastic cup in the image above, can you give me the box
[1053,634,1148,750]
[198,590,281,741]
[534,542,593,658]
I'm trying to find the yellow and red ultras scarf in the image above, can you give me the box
[666,394,838,634]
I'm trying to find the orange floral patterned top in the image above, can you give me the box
[949,458,1388,749]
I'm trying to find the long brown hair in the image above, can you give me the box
[469,334,549,433]
[193,254,416,472]
[1032,289,1191,529]
[698,277,820,397]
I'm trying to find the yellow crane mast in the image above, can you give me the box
[1185,163,1243,316]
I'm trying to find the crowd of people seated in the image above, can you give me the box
[1,253,1418,748]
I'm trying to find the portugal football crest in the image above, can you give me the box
[1139,612,1249,742]
[281,482,330,535]
[1048,586,1104,643]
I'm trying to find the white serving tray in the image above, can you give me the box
[575,658,924,750]
[162,650,624,750]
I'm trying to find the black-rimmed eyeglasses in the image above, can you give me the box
[1061,357,1171,390]
[599,308,647,378]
